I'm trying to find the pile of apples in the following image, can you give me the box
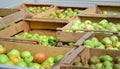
[27,6,49,14]
[15,32,57,46]
[42,8,83,19]
[0,45,63,69]
[102,11,119,15]
[73,55,120,69]
[67,19,120,32]
[83,35,120,50]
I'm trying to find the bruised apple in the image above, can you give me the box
[34,52,47,63]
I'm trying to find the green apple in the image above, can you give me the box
[24,55,33,64]
[103,11,108,15]
[21,51,31,58]
[46,57,54,63]
[110,36,118,44]
[0,54,9,64]
[102,37,112,45]
[29,63,41,69]
[54,55,63,63]
[16,61,28,67]
[7,49,20,57]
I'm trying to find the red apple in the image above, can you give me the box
[34,52,47,63]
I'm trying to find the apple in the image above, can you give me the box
[24,55,33,64]
[0,45,7,54]
[54,55,63,63]
[102,37,112,45]
[110,36,118,44]
[34,52,47,63]
[21,51,31,58]
[46,57,54,64]
[16,61,28,67]
[7,49,20,57]
[29,63,41,69]
[103,11,108,15]
[0,54,9,64]
[9,55,21,64]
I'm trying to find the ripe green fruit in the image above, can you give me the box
[46,57,54,63]
[115,42,120,49]
[54,55,63,63]
[24,55,33,64]
[29,63,41,69]
[104,65,113,69]
[7,49,20,57]
[102,37,112,45]
[100,55,113,62]
[104,61,113,66]
[84,40,94,48]
[96,63,103,69]
[116,24,120,31]
[90,64,96,68]
[0,45,6,54]
[16,61,27,67]
[110,36,118,44]
[90,56,100,64]
[21,51,31,58]
[91,37,99,47]
[84,20,92,24]
[0,54,9,64]
[103,11,108,15]
[99,19,109,28]
[73,62,83,66]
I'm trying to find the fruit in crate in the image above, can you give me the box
[67,19,120,32]
[0,45,64,69]
[83,35,120,50]
[73,55,120,69]
[15,32,57,46]
[102,11,119,15]
[42,8,83,19]
[27,6,49,14]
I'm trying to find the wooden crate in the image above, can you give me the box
[75,32,120,49]
[0,20,74,46]
[32,5,88,21]
[0,8,25,29]
[62,14,120,34]
[95,4,120,16]
[0,41,72,69]
[53,46,120,69]
[16,3,54,18]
